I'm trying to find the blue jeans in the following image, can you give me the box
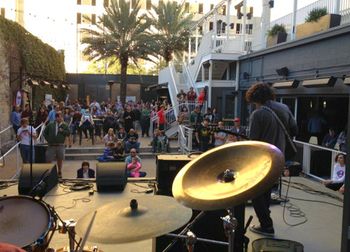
[20,144,35,163]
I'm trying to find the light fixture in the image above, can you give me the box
[26,78,39,86]
[276,67,289,78]
[272,80,299,89]
[40,80,51,86]
[343,77,350,85]
[302,76,337,87]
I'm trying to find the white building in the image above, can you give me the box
[0,0,255,73]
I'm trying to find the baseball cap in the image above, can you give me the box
[233,117,240,122]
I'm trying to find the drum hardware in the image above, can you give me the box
[0,196,57,252]
[75,196,192,244]
[162,211,206,252]
[171,141,284,252]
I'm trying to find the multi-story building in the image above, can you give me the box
[0,0,257,73]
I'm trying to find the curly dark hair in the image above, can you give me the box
[245,83,275,104]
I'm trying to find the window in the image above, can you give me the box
[146,0,152,10]
[185,2,189,13]
[221,5,226,15]
[210,4,214,10]
[104,0,109,7]
[0,8,5,17]
[236,23,241,34]
[246,24,253,34]
[229,23,234,29]
[209,22,213,31]
[77,13,81,24]
[78,0,96,6]
[91,14,96,25]
[198,3,203,14]
[82,13,91,24]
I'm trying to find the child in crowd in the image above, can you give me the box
[113,140,125,161]
[77,161,95,178]
[97,141,115,162]
[127,157,142,177]
[156,130,168,153]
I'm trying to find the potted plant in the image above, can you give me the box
[296,7,341,39]
[267,24,287,47]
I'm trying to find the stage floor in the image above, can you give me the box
[0,176,344,252]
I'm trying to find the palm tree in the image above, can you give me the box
[150,1,193,65]
[82,0,153,104]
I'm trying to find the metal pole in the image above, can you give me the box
[291,0,298,40]
[334,0,340,15]
[340,97,350,251]
[226,0,231,40]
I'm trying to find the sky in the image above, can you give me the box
[247,0,320,20]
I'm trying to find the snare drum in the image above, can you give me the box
[0,196,54,251]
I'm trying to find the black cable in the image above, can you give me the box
[281,176,308,227]
[282,179,343,202]
[0,181,18,190]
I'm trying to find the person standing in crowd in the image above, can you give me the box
[157,105,167,131]
[123,105,135,133]
[21,104,33,120]
[17,118,37,163]
[47,105,60,123]
[10,105,21,135]
[231,117,246,140]
[246,83,297,237]
[187,87,197,111]
[195,119,212,152]
[214,121,227,147]
[190,106,203,130]
[336,126,347,152]
[43,111,70,178]
[323,153,346,191]
[307,110,327,145]
[140,103,151,137]
[34,105,48,134]
[321,127,338,149]
[77,161,95,178]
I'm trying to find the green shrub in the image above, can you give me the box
[0,16,65,81]
[268,24,286,37]
[305,7,328,23]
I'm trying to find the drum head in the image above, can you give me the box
[0,196,51,247]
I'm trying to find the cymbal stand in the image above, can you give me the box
[162,211,205,252]
[58,219,77,252]
[221,208,237,252]
[48,205,82,251]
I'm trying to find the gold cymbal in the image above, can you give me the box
[172,141,285,211]
[75,195,192,244]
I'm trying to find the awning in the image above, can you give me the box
[145,83,168,92]
[272,80,299,89]
[302,77,337,88]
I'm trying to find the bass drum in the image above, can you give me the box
[0,196,54,251]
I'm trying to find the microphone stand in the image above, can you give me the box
[29,105,34,190]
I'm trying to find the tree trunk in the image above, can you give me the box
[119,56,128,105]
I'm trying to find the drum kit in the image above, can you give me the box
[0,141,284,252]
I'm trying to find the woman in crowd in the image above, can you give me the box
[103,128,117,146]
[323,153,346,191]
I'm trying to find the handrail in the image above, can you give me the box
[0,123,44,179]
[0,125,12,135]
[293,139,346,181]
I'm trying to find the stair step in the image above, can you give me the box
[66,147,179,154]
[65,152,157,160]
